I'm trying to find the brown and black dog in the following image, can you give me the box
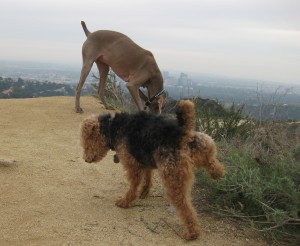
[80,100,225,240]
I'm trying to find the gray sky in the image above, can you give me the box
[1,0,300,84]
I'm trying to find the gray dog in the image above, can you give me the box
[75,21,166,114]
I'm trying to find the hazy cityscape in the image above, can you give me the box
[1,60,300,120]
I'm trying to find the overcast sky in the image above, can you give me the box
[1,0,300,84]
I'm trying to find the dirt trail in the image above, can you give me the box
[0,96,270,245]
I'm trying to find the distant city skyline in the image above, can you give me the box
[1,60,300,90]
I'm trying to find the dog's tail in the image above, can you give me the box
[81,21,91,37]
[176,100,196,135]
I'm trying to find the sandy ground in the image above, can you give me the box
[0,96,271,246]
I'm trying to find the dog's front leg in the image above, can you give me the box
[126,83,145,111]
[115,164,142,208]
[139,169,152,199]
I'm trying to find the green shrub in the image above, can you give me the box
[196,144,300,245]
[192,97,252,140]
[91,71,134,112]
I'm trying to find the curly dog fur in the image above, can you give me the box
[80,100,225,240]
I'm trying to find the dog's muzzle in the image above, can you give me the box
[144,88,165,110]
[84,157,94,163]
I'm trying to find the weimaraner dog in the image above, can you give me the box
[75,21,166,114]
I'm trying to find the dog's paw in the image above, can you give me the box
[115,198,130,208]
[76,107,84,113]
[183,228,200,241]
[209,165,225,180]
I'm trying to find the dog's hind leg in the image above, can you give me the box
[158,158,200,241]
[190,133,225,180]
[75,59,94,112]
[204,157,225,180]
[139,169,152,199]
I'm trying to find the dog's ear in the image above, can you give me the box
[81,118,99,137]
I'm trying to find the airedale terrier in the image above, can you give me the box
[80,100,225,240]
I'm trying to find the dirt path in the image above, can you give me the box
[0,96,270,245]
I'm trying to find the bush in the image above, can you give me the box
[191,96,300,244]
[91,71,134,112]
[192,97,253,140]
[196,139,300,245]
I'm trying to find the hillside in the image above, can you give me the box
[0,96,270,245]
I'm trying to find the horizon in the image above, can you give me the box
[1,59,299,89]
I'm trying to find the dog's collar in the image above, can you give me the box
[144,88,165,110]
